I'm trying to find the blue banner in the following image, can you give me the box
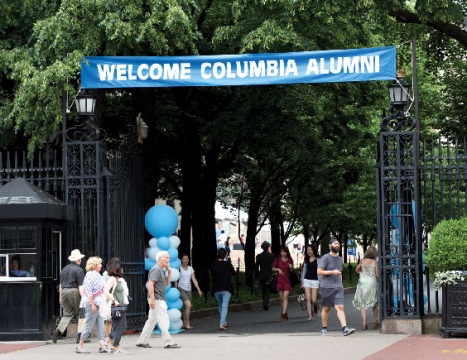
[81,46,395,89]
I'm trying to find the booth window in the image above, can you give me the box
[0,226,36,281]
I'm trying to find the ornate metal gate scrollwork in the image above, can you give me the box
[65,116,146,331]
[377,89,423,320]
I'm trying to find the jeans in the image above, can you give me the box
[81,304,105,340]
[109,311,127,347]
[214,291,231,327]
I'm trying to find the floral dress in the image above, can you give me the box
[275,258,293,292]
[353,260,378,310]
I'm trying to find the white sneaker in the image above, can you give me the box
[343,327,355,336]
[321,329,328,336]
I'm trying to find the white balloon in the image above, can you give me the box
[148,247,160,260]
[169,319,183,331]
[169,235,181,249]
[167,309,182,322]
[149,238,157,248]
[170,268,180,282]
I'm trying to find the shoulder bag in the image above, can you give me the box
[99,278,117,320]
[267,273,278,294]
[267,259,279,294]
[289,270,299,287]
[111,305,127,318]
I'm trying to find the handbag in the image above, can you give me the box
[297,289,306,311]
[99,298,112,320]
[267,274,278,294]
[99,278,117,320]
[77,307,86,333]
[111,305,127,318]
[289,271,299,287]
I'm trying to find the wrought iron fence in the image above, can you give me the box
[378,134,467,320]
[0,125,146,331]
[419,137,467,315]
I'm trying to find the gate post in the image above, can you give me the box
[64,89,108,259]
[377,75,423,334]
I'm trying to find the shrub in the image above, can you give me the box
[425,218,467,274]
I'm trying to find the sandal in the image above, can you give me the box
[75,347,90,354]
[100,339,111,353]
[184,326,194,330]
[164,344,180,349]
[136,343,152,348]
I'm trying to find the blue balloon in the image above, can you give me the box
[167,298,183,310]
[158,237,170,251]
[170,258,181,269]
[168,247,178,260]
[166,282,172,291]
[144,258,156,271]
[166,288,180,303]
[145,205,179,238]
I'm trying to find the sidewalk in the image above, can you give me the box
[1,292,464,360]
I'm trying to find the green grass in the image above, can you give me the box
[191,263,359,311]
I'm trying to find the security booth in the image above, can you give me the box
[0,178,69,341]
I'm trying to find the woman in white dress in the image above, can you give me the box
[353,246,379,329]
[176,254,203,330]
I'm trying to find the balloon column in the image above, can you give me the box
[144,205,184,333]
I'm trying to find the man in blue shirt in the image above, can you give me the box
[9,256,29,277]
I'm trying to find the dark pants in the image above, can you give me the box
[109,311,127,347]
[260,279,270,308]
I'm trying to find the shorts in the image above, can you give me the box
[302,279,319,289]
[321,287,344,307]
[179,288,192,302]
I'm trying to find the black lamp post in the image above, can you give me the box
[381,76,415,132]
[388,77,411,107]
[67,89,104,141]
[75,89,96,116]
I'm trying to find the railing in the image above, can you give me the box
[0,150,64,199]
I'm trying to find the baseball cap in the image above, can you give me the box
[329,237,340,245]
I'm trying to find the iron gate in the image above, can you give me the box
[378,120,467,321]
[0,124,146,332]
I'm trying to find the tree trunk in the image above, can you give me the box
[245,194,261,287]
[268,206,282,257]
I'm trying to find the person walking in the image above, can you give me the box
[104,257,130,355]
[76,257,111,354]
[211,248,236,331]
[301,244,321,320]
[318,238,355,336]
[272,245,294,321]
[176,254,203,330]
[255,241,275,310]
[136,251,179,349]
[53,249,85,343]
[353,246,379,330]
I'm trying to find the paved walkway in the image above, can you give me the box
[1,291,465,359]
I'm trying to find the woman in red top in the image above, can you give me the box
[272,246,294,321]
